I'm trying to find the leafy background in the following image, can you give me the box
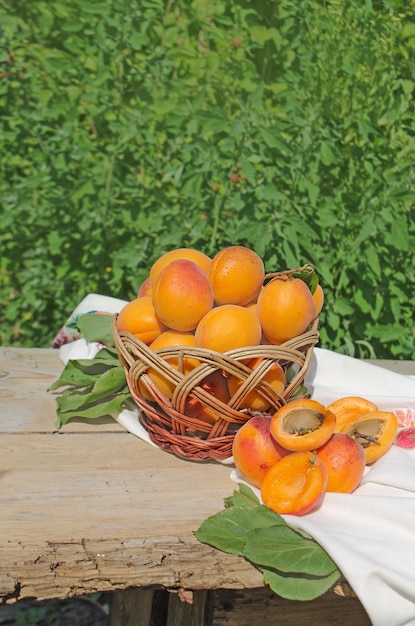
[1,0,414,359]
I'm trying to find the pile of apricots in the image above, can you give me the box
[116,245,322,408]
[117,245,323,349]
[233,395,398,516]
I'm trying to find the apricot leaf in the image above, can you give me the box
[77,312,115,346]
[196,505,285,556]
[224,484,261,509]
[262,566,341,601]
[50,347,131,427]
[195,486,341,601]
[243,525,338,576]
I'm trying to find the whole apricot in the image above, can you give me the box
[139,330,199,400]
[233,416,289,488]
[152,259,214,332]
[227,358,286,411]
[257,277,315,344]
[208,245,265,306]
[195,304,262,353]
[312,283,324,317]
[184,371,230,424]
[137,276,152,298]
[316,433,366,493]
[149,248,212,284]
[261,450,328,516]
[116,297,166,345]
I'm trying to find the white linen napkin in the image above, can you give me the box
[55,294,415,626]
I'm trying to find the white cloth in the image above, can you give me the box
[57,294,415,626]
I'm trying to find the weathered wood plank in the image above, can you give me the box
[0,432,264,601]
[0,346,413,616]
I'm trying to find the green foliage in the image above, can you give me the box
[1,0,414,358]
[196,483,340,600]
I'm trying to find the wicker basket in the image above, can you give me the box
[112,272,320,462]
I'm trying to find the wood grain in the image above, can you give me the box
[0,347,412,622]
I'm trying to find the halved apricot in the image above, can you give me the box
[261,450,328,516]
[270,398,336,452]
[338,411,398,464]
[327,396,378,432]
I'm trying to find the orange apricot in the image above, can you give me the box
[152,259,214,332]
[208,245,265,306]
[227,358,286,411]
[261,450,328,516]
[149,248,212,284]
[184,371,230,425]
[116,296,166,345]
[233,416,289,488]
[257,277,315,345]
[140,330,199,400]
[270,398,336,452]
[316,433,366,493]
[338,411,398,464]
[137,276,152,298]
[312,283,325,317]
[195,304,262,353]
[327,396,379,432]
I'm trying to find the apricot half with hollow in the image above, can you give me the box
[338,411,398,464]
[261,450,328,516]
[270,398,336,452]
[327,396,378,432]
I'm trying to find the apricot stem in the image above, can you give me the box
[309,450,318,464]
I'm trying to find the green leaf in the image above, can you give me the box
[243,525,338,576]
[77,313,115,346]
[56,366,126,412]
[224,484,261,509]
[262,566,340,601]
[48,348,120,390]
[55,389,131,427]
[195,504,285,556]
[195,486,341,602]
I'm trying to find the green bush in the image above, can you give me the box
[1,0,414,358]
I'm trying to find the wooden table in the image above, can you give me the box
[1,348,413,625]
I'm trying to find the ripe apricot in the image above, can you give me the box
[316,433,366,493]
[338,411,398,464]
[208,245,265,306]
[149,248,212,284]
[227,358,286,411]
[195,304,262,353]
[257,277,315,345]
[261,450,328,516]
[116,296,166,345]
[312,283,324,317]
[233,415,289,488]
[140,330,199,400]
[270,398,336,452]
[152,259,214,332]
[137,276,152,298]
[328,396,379,432]
[184,371,230,424]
